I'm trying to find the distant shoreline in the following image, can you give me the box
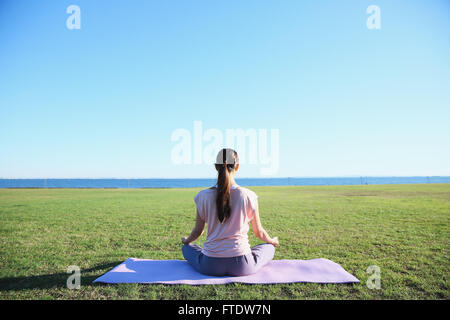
[1,177,450,189]
[3,183,450,190]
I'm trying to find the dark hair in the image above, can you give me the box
[214,148,239,223]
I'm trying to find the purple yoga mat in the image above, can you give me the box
[93,258,359,285]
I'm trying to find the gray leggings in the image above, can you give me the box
[182,243,275,277]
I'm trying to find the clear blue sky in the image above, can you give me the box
[1,0,449,178]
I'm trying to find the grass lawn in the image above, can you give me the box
[0,184,448,300]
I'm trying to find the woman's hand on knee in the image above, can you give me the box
[270,236,279,247]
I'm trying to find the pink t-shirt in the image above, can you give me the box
[194,184,258,258]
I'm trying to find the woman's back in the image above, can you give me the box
[194,184,258,258]
[182,148,277,276]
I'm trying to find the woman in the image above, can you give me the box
[181,148,279,277]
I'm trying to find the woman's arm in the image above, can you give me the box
[181,210,205,244]
[250,201,279,246]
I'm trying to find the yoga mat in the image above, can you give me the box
[93,258,359,285]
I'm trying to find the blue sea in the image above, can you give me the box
[0,177,449,188]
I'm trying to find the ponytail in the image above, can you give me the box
[215,148,238,223]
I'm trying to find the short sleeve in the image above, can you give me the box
[194,192,205,221]
[246,190,258,221]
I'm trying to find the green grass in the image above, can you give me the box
[0,184,449,300]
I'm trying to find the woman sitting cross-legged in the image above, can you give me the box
[181,148,279,277]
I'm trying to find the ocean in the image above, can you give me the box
[0,177,449,188]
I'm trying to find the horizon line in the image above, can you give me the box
[1,175,450,179]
